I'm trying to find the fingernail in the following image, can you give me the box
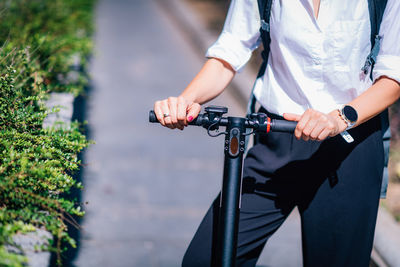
[187,116,193,122]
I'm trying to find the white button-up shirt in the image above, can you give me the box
[206,0,400,116]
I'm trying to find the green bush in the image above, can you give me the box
[0,0,95,95]
[0,0,95,266]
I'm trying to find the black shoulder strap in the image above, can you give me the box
[368,0,388,46]
[367,0,390,199]
[247,0,273,115]
[362,0,388,75]
[256,0,273,78]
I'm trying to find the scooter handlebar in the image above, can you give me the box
[149,110,297,133]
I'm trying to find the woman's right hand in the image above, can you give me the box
[153,96,201,130]
[153,58,235,130]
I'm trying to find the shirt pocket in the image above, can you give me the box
[331,20,367,71]
[328,19,369,94]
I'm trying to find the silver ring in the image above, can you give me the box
[163,113,170,118]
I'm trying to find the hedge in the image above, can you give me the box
[0,0,95,266]
[0,0,95,95]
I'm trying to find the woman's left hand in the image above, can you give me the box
[283,109,348,141]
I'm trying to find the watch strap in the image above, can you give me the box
[340,130,354,143]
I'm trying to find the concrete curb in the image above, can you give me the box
[9,229,53,267]
[43,92,75,129]
[155,0,400,265]
[374,207,400,266]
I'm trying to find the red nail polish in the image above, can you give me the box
[188,116,193,122]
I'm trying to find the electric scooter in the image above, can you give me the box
[149,106,296,267]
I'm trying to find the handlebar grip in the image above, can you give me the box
[270,120,297,133]
[149,110,203,125]
[149,110,159,123]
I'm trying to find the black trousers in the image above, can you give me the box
[182,115,384,267]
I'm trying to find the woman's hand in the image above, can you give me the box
[153,96,201,130]
[152,58,235,131]
[283,109,348,141]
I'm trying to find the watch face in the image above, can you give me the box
[343,105,358,123]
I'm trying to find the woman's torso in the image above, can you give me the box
[253,0,372,115]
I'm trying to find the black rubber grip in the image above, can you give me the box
[270,120,297,133]
[149,110,158,123]
[149,110,202,126]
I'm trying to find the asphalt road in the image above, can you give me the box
[73,0,302,266]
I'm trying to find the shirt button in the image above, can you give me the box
[313,57,322,65]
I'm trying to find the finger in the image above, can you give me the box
[295,110,312,140]
[161,100,173,129]
[177,96,187,128]
[310,122,326,140]
[283,113,301,122]
[167,97,180,129]
[317,128,331,141]
[302,116,319,138]
[187,103,201,123]
[301,133,310,142]
[154,101,165,126]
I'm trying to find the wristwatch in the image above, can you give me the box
[338,105,358,143]
[339,105,358,130]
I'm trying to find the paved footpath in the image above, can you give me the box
[74,0,302,266]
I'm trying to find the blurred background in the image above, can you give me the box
[1,0,399,267]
